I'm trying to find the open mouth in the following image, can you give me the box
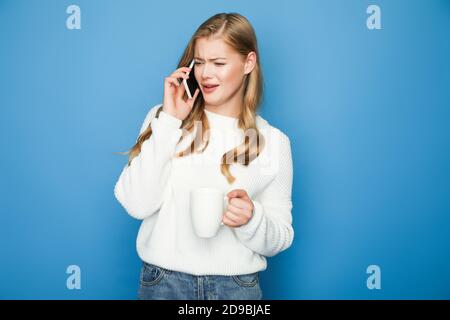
[203,84,219,93]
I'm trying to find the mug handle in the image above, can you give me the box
[221,195,229,226]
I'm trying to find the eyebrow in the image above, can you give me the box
[194,56,227,61]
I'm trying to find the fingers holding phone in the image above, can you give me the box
[163,60,201,121]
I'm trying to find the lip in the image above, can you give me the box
[202,83,219,86]
[202,84,219,94]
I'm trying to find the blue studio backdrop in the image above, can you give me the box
[0,0,449,299]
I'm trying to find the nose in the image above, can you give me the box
[200,63,214,80]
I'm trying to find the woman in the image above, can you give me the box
[114,12,294,300]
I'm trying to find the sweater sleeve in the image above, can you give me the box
[233,132,294,257]
[114,103,183,220]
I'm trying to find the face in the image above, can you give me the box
[194,36,256,107]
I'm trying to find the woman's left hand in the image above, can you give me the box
[222,189,254,227]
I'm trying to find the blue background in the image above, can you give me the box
[0,0,449,299]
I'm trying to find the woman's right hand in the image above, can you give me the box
[163,67,200,121]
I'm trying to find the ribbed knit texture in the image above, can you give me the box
[114,103,294,276]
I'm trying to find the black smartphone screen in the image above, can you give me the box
[186,64,200,98]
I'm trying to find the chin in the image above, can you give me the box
[204,96,221,104]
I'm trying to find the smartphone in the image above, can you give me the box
[182,59,200,99]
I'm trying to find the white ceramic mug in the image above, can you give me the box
[190,187,229,238]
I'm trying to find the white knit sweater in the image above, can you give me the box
[114,103,294,276]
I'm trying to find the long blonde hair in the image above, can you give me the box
[125,12,265,184]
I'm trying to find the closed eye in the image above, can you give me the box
[194,62,225,66]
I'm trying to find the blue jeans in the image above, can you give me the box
[137,261,263,300]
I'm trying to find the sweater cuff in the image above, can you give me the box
[158,110,183,128]
[234,200,264,238]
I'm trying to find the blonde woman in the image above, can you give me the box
[114,12,294,300]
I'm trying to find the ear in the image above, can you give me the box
[244,51,257,75]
